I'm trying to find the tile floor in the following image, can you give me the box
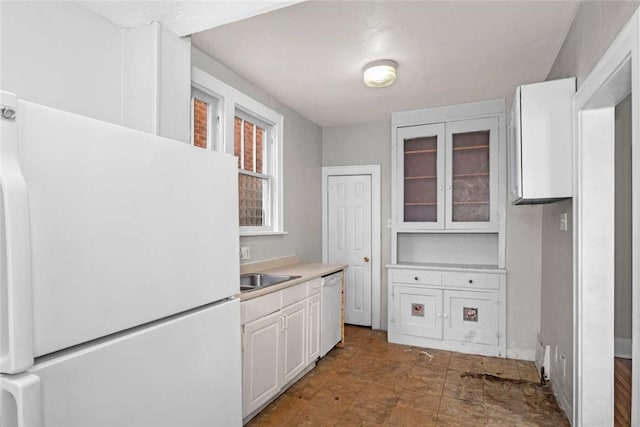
[247,325,570,426]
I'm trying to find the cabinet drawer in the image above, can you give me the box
[391,270,442,286]
[307,278,322,296]
[442,272,500,290]
[242,291,281,324]
[282,282,308,307]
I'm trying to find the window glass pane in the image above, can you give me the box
[238,174,267,227]
[404,136,438,222]
[451,130,490,222]
[256,127,264,174]
[243,121,254,172]
[193,98,208,149]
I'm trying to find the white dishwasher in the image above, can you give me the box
[321,271,343,357]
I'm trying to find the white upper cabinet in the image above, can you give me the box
[508,77,576,204]
[445,117,499,230]
[395,115,499,232]
[397,123,445,228]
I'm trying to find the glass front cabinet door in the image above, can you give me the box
[396,117,499,231]
[397,123,445,229]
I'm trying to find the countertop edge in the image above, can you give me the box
[240,262,348,301]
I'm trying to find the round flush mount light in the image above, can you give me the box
[363,60,398,88]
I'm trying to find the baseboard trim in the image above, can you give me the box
[550,376,573,426]
[506,347,536,361]
[614,337,632,359]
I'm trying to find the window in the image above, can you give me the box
[191,67,284,235]
[235,112,272,227]
[191,88,221,151]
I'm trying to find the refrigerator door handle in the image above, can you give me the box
[0,373,41,427]
[0,91,35,374]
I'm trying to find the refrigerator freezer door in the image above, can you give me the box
[6,96,239,360]
[0,299,242,427]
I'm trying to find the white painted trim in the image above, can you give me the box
[191,66,285,234]
[614,338,633,359]
[322,165,382,330]
[572,10,639,427]
[392,99,505,127]
[550,375,573,424]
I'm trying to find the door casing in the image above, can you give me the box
[573,10,639,426]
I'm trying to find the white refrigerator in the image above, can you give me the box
[0,91,242,426]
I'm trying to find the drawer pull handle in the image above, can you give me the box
[414,276,419,281]
[468,279,473,284]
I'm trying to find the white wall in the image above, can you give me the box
[0,1,191,143]
[322,122,391,326]
[0,1,123,125]
[191,48,323,264]
[542,0,640,417]
[505,204,542,359]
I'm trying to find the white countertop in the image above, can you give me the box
[240,257,347,301]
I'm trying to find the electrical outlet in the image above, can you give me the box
[240,247,250,260]
[561,354,567,377]
[554,346,559,363]
[560,212,568,231]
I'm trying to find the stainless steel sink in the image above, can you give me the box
[240,273,301,292]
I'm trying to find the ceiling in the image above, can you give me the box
[192,1,580,127]
[81,1,303,37]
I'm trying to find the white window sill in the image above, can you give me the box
[240,230,288,237]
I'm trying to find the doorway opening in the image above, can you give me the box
[573,11,638,425]
[614,94,633,426]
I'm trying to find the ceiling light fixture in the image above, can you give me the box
[363,60,398,88]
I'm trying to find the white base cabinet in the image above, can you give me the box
[241,279,322,421]
[307,293,321,364]
[388,266,506,357]
[242,311,282,415]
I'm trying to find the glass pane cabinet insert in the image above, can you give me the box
[396,118,498,231]
[445,117,498,230]
[451,130,490,222]
[404,135,437,221]
[397,124,445,228]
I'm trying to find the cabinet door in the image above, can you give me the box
[396,124,445,229]
[281,300,307,385]
[242,311,282,416]
[443,290,500,346]
[307,294,321,364]
[391,285,443,339]
[445,117,499,230]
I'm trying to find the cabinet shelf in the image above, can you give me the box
[404,149,437,154]
[405,175,437,180]
[452,201,489,205]
[405,202,437,206]
[452,173,489,178]
[452,144,489,152]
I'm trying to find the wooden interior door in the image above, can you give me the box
[327,174,372,326]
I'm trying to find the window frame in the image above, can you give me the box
[191,67,285,236]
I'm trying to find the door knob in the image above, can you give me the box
[364,256,370,262]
